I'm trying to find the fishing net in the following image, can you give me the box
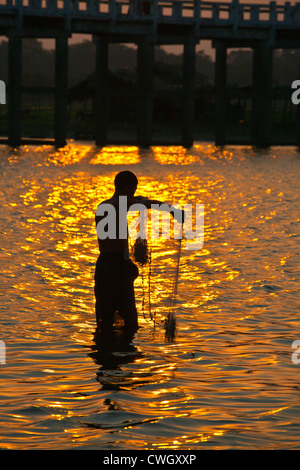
[132,207,149,265]
[131,208,182,341]
[165,237,182,342]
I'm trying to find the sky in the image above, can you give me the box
[39,0,298,58]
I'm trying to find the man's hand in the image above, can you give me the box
[134,196,149,203]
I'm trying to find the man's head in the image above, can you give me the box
[114,171,138,196]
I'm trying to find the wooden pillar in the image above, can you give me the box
[251,42,273,148]
[55,36,68,148]
[214,41,227,146]
[8,36,22,147]
[94,36,109,147]
[137,37,154,148]
[182,38,196,148]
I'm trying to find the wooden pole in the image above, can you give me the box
[137,37,154,148]
[182,38,196,148]
[55,36,68,148]
[8,36,22,147]
[214,41,227,146]
[251,42,273,148]
[94,36,109,147]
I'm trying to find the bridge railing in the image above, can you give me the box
[0,0,300,28]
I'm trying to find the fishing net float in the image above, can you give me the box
[133,237,149,265]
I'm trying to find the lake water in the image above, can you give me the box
[0,142,299,450]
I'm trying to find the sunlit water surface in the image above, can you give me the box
[0,143,299,450]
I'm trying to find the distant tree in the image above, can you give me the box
[109,43,137,69]
[227,49,253,86]
[227,47,300,87]
[154,46,214,85]
[196,50,214,84]
[273,49,300,85]
[23,38,54,87]
[2,38,300,91]
[155,46,182,65]
[68,40,95,86]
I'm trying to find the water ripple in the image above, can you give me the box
[0,143,299,449]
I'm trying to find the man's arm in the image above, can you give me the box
[132,196,184,223]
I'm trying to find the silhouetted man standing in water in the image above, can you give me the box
[94,170,183,332]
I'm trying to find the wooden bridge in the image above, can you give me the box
[1,0,300,147]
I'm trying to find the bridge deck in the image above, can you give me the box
[0,1,300,42]
[1,1,300,148]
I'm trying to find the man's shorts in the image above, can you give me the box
[94,252,139,330]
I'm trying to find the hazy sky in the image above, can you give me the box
[40,0,298,57]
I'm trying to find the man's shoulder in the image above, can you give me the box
[95,198,119,219]
[97,196,134,209]
[97,197,115,208]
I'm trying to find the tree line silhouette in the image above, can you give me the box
[0,38,299,87]
[0,38,299,141]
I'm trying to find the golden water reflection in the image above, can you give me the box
[0,143,299,449]
[90,146,141,165]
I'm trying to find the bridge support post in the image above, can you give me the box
[214,41,227,146]
[55,36,68,148]
[251,42,273,148]
[94,36,109,147]
[137,37,154,148]
[182,38,196,148]
[8,36,22,147]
